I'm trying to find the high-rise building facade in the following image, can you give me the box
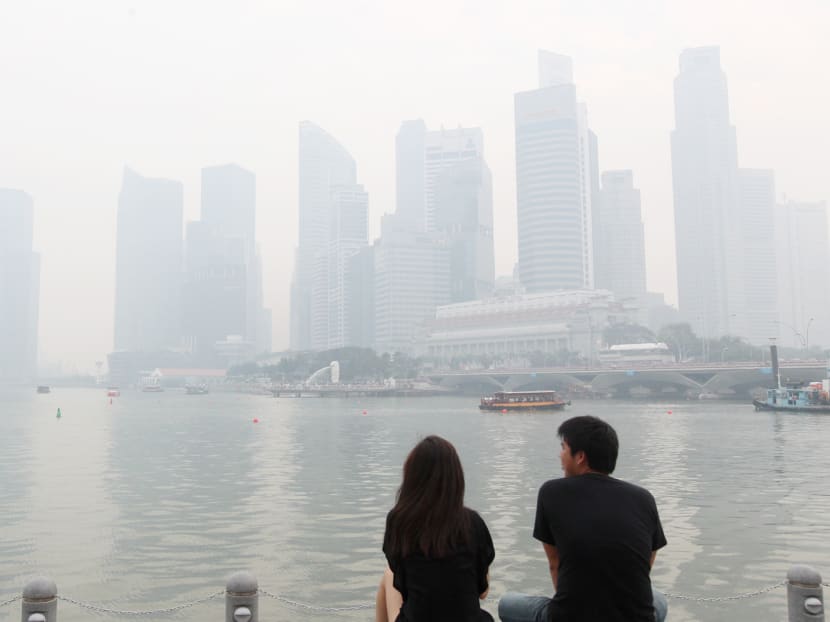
[594,171,647,301]
[424,127,484,233]
[736,169,778,343]
[114,168,183,352]
[183,164,270,363]
[671,47,740,340]
[373,214,450,354]
[776,199,830,349]
[395,120,427,231]
[514,51,598,292]
[434,157,495,302]
[0,189,40,380]
[311,184,368,350]
[290,122,365,352]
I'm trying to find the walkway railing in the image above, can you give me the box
[1,566,825,621]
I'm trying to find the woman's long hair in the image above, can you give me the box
[385,435,472,559]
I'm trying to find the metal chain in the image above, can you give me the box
[663,580,787,602]
[258,589,374,612]
[59,589,225,616]
[0,595,22,609]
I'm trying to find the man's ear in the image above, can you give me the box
[575,450,588,467]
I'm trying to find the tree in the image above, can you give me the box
[657,323,700,362]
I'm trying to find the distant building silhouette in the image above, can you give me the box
[594,171,647,301]
[776,199,830,349]
[514,51,598,292]
[114,167,183,352]
[671,47,779,344]
[371,122,495,354]
[290,122,367,352]
[736,169,778,343]
[671,47,738,340]
[311,184,368,350]
[183,164,270,364]
[0,189,40,381]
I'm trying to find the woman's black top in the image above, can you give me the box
[383,508,495,622]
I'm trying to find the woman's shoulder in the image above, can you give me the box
[464,507,490,531]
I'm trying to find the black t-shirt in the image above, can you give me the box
[383,508,495,622]
[533,473,666,622]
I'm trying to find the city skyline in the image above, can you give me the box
[1,1,828,370]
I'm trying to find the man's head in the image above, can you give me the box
[557,415,619,476]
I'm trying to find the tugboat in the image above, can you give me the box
[480,390,570,412]
[752,344,830,413]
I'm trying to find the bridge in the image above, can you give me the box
[425,361,828,398]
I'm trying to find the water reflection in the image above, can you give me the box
[0,392,829,622]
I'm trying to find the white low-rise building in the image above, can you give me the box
[423,289,634,364]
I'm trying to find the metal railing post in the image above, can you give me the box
[226,571,258,622]
[787,565,824,621]
[21,577,57,622]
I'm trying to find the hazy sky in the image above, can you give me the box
[1,0,828,371]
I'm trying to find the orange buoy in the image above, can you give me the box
[362,410,367,415]
[667,410,673,414]
[501,409,507,414]
[253,418,259,423]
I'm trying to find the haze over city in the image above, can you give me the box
[1,0,828,373]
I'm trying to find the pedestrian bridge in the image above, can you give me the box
[425,362,827,398]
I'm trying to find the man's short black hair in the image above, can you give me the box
[558,415,619,474]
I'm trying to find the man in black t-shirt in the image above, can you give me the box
[498,415,668,622]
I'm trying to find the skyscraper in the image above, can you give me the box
[594,171,647,301]
[183,164,270,362]
[290,122,363,351]
[671,47,739,339]
[514,51,598,292]
[776,199,830,349]
[0,189,40,381]
[395,120,427,231]
[311,184,368,350]
[434,157,495,302]
[424,127,484,233]
[114,168,183,352]
[736,169,778,343]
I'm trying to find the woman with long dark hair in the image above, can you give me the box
[375,435,495,622]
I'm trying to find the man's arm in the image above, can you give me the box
[542,543,559,591]
[650,550,657,569]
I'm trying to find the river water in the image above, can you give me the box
[0,388,828,621]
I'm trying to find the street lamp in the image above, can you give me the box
[775,320,806,349]
[720,346,729,363]
[806,317,815,355]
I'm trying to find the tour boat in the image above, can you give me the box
[479,390,570,412]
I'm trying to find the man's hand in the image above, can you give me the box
[543,543,559,591]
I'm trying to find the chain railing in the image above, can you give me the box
[6,567,826,621]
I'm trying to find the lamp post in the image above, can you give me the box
[721,346,729,363]
[776,320,806,349]
[806,317,814,355]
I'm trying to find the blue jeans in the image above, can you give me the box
[498,589,668,622]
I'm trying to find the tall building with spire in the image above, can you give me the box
[114,167,183,352]
[514,51,598,292]
[0,189,40,381]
